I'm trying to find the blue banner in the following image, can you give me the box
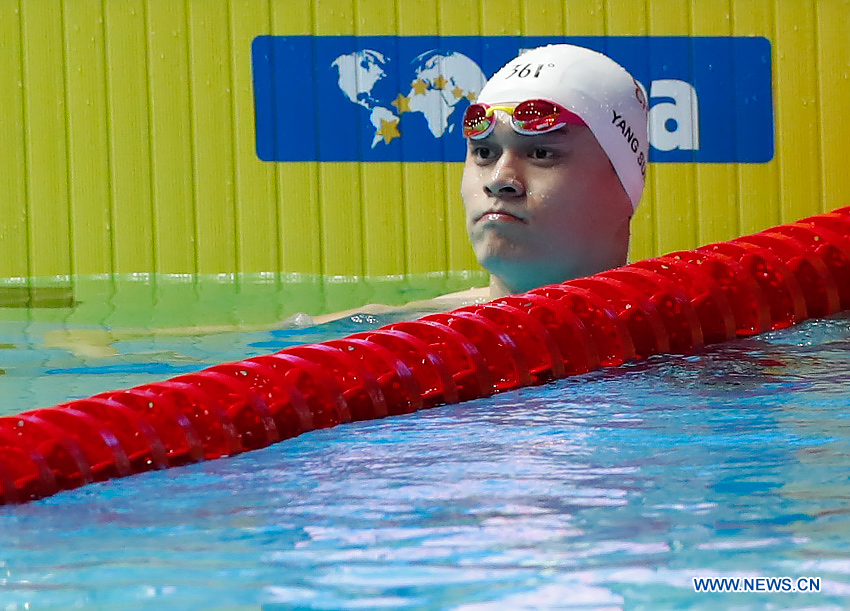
[252,36,773,163]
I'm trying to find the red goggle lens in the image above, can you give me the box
[461,99,585,139]
[461,104,491,138]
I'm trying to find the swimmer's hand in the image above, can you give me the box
[310,303,402,325]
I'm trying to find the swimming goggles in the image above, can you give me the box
[461,99,586,140]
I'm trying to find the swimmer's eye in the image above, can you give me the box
[471,146,496,161]
[530,148,555,160]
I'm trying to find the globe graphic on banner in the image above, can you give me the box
[331,49,487,147]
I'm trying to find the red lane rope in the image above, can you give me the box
[2,208,849,504]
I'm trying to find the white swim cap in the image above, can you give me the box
[477,44,648,211]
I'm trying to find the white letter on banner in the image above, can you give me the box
[649,80,699,151]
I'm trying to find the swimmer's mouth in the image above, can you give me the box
[475,209,527,224]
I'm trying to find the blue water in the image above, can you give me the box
[1,312,849,609]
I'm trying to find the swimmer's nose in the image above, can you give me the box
[486,178,525,197]
[485,157,525,198]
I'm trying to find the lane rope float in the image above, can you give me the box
[2,208,849,504]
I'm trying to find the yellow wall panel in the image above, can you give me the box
[480,0,522,36]
[318,164,365,276]
[356,0,396,36]
[362,164,406,276]
[64,0,113,276]
[278,163,322,275]
[445,163,478,271]
[147,0,197,273]
[397,0,438,36]
[605,0,647,34]
[314,0,356,35]
[403,165,450,275]
[187,0,238,274]
[271,0,312,36]
[566,0,605,35]
[816,0,850,213]
[0,1,29,279]
[104,0,155,274]
[438,0,480,36]
[521,0,566,36]
[773,0,821,223]
[21,0,72,279]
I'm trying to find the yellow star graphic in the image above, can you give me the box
[391,93,411,114]
[452,86,465,99]
[466,91,477,102]
[376,118,400,144]
[433,75,448,90]
[411,79,429,95]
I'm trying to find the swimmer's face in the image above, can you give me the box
[461,109,633,295]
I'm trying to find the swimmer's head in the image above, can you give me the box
[474,44,648,211]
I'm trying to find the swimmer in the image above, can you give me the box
[48,44,648,356]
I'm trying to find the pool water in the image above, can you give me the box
[1,306,849,609]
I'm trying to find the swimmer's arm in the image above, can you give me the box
[42,286,492,357]
[310,286,492,324]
